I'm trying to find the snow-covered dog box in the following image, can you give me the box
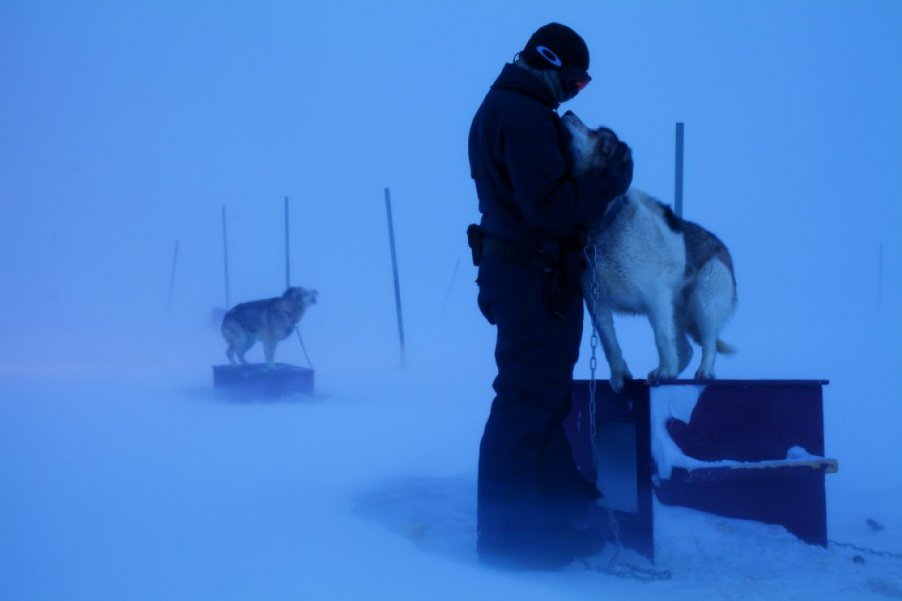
[564,379,837,561]
[212,363,315,398]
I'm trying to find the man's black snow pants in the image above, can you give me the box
[475,252,599,568]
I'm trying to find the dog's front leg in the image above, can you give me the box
[589,304,632,393]
[225,345,237,366]
[263,338,277,369]
[647,293,679,380]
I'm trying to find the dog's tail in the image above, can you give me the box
[716,339,737,355]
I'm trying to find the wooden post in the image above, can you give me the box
[167,239,180,310]
[674,122,685,218]
[284,196,291,289]
[222,205,230,308]
[438,258,461,320]
[384,188,407,367]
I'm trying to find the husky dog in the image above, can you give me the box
[221,287,317,367]
[561,111,737,392]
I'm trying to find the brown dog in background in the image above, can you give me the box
[221,287,317,367]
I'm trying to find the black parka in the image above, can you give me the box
[469,62,615,568]
[468,63,615,247]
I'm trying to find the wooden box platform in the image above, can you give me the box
[212,363,315,398]
[564,379,836,561]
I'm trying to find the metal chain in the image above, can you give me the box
[587,561,674,583]
[605,507,624,568]
[295,327,314,370]
[829,539,902,560]
[583,243,601,471]
[580,245,670,583]
[592,508,673,582]
[580,509,671,582]
[581,535,899,582]
[579,254,670,584]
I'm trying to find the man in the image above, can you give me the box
[467,23,633,569]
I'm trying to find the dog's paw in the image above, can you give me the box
[609,369,632,393]
[648,366,678,380]
[694,368,716,380]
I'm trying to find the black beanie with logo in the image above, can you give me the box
[520,22,589,71]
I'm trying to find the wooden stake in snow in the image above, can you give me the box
[167,239,180,310]
[674,122,685,218]
[284,196,291,288]
[384,188,407,367]
[222,205,231,308]
[438,258,461,320]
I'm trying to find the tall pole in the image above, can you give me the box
[384,188,407,367]
[284,196,291,289]
[438,258,461,320]
[674,122,685,218]
[222,205,230,308]
[167,239,180,310]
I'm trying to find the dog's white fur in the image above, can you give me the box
[562,112,737,392]
[583,190,736,391]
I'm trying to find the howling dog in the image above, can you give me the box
[221,287,317,367]
[561,111,737,392]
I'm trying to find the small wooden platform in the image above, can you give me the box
[564,379,836,562]
[212,363,315,398]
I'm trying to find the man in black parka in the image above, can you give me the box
[468,23,633,569]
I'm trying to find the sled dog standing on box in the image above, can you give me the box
[221,286,317,367]
[561,111,736,392]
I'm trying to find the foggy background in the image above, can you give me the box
[1,1,900,599]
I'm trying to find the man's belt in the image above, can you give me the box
[468,224,566,272]
[482,235,551,269]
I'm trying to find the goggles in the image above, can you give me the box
[561,66,592,95]
[534,45,591,96]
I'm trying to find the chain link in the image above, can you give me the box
[580,535,899,583]
[829,539,902,560]
[605,507,623,567]
[584,243,601,471]
[581,245,670,583]
[295,326,314,370]
[602,508,672,581]
[579,508,672,582]
[587,561,674,583]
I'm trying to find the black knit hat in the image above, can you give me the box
[521,22,589,71]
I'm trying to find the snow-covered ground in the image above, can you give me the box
[1,323,900,601]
